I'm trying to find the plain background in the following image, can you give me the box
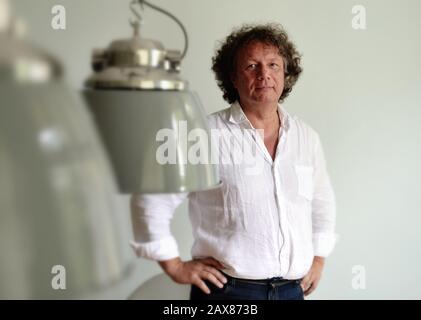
[10,0,421,299]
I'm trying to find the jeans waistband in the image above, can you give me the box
[221,271,301,288]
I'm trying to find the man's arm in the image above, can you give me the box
[311,133,337,257]
[130,193,227,294]
[301,133,337,296]
[130,193,186,260]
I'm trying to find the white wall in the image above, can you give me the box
[11,0,421,299]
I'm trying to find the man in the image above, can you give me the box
[131,24,337,300]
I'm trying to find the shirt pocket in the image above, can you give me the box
[294,165,314,202]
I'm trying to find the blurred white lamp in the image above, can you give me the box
[83,0,220,193]
[0,0,10,31]
[0,0,132,299]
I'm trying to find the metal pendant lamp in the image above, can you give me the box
[83,0,220,194]
[0,0,132,299]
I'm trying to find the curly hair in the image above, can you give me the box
[211,23,302,104]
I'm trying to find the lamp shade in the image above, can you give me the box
[0,22,132,298]
[84,89,220,193]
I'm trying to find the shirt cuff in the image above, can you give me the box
[130,236,179,261]
[312,232,339,257]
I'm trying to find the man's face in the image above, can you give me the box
[232,41,285,106]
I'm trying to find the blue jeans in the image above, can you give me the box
[190,273,304,300]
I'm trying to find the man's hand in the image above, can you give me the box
[159,257,228,294]
[300,256,325,296]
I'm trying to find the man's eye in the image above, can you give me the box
[247,64,257,70]
[270,63,279,68]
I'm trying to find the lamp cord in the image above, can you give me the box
[133,0,189,60]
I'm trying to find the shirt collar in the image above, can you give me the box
[228,100,290,132]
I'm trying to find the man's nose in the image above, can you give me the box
[257,66,270,80]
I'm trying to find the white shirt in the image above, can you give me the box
[131,101,337,280]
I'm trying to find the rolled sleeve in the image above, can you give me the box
[312,233,338,257]
[130,193,188,261]
[130,236,180,261]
